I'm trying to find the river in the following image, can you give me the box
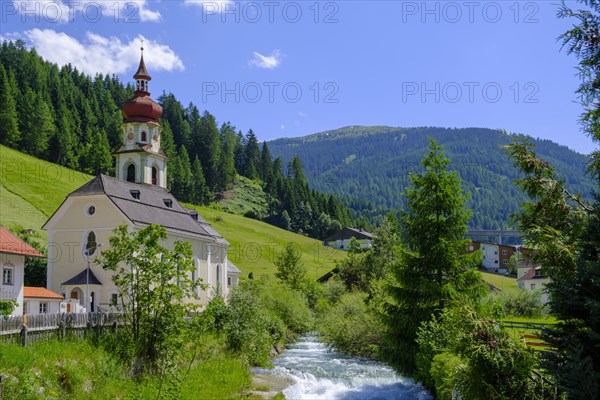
[254,334,432,400]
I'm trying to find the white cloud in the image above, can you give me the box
[298,111,308,118]
[280,124,285,130]
[13,29,183,76]
[11,0,161,23]
[184,0,233,13]
[249,50,282,70]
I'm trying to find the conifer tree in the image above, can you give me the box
[0,65,21,147]
[243,129,260,179]
[381,138,484,375]
[191,156,212,205]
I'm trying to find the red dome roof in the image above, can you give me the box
[122,94,163,123]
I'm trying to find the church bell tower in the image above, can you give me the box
[114,46,167,188]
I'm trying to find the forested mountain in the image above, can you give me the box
[269,126,595,229]
[0,40,352,239]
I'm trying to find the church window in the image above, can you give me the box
[86,205,96,216]
[152,167,158,185]
[130,190,141,200]
[85,231,97,256]
[141,131,147,142]
[127,164,136,183]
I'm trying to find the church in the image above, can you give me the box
[43,49,240,313]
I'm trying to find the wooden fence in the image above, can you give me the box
[0,312,126,346]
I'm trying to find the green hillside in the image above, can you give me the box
[0,145,344,277]
[269,126,595,229]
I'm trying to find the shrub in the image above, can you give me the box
[318,292,383,358]
[482,289,545,318]
[225,285,285,366]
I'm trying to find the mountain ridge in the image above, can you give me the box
[268,126,594,229]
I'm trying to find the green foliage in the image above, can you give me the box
[0,299,17,316]
[416,305,536,399]
[317,291,383,358]
[380,139,485,374]
[224,284,285,367]
[97,224,202,377]
[18,231,47,287]
[256,278,315,334]
[274,243,307,291]
[482,289,545,319]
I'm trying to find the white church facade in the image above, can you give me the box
[43,50,239,313]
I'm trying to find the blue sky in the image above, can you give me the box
[0,0,595,154]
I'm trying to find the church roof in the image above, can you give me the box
[62,267,102,286]
[67,175,228,245]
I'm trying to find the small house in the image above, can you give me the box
[324,228,373,250]
[0,226,45,316]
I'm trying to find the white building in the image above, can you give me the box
[43,50,239,313]
[0,226,45,316]
[23,287,65,315]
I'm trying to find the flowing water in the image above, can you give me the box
[255,334,433,400]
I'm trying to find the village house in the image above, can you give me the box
[43,49,240,313]
[23,286,65,315]
[467,242,527,274]
[324,227,373,250]
[0,226,45,316]
[517,259,551,304]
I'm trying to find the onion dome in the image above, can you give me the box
[122,46,163,123]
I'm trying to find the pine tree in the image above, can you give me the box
[259,141,273,182]
[218,122,237,190]
[0,65,21,147]
[243,129,260,179]
[381,138,484,375]
[191,156,212,205]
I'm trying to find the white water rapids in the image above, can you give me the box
[254,334,433,400]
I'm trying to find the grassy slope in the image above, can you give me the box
[0,145,344,278]
[481,271,518,292]
[189,205,345,278]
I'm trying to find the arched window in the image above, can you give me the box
[216,264,221,285]
[85,231,97,256]
[127,164,136,183]
[141,131,147,142]
[152,167,158,185]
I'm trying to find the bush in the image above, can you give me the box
[429,352,463,400]
[416,305,536,399]
[259,284,315,334]
[225,285,285,366]
[318,292,383,358]
[482,289,545,318]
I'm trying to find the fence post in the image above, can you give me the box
[20,324,28,347]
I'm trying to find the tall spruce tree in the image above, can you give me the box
[0,65,21,147]
[191,156,212,206]
[380,138,484,375]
